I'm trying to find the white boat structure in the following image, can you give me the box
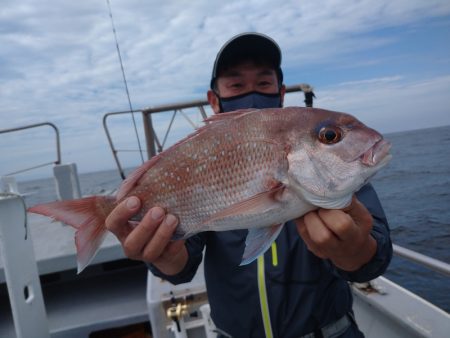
[0,85,449,338]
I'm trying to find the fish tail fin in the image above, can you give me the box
[28,196,116,273]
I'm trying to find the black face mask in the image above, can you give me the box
[217,91,282,113]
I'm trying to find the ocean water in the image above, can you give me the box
[369,125,450,313]
[16,125,450,312]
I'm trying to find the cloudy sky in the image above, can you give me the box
[1,0,450,180]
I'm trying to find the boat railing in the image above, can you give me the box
[393,244,450,277]
[103,102,209,180]
[0,122,61,176]
[103,83,309,179]
[0,122,81,200]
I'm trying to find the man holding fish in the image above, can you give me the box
[31,33,392,337]
[105,33,392,337]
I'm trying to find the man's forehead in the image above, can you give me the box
[219,63,277,78]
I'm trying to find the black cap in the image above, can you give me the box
[210,32,283,89]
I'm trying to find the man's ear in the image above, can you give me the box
[207,90,221,114]
[280,84,286,107]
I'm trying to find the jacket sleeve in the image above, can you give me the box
[147,233,205,285]
[337,183,393,282]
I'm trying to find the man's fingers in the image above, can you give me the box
[296,198,376,270]
[158,240,187,263]
[151,240,189,276]
[142,214,178,262]
[342,196,372,230]
[122,206,165,259]
[317,209,355,241]
[104,197,186,270]
[303,212,337,247]
[105,196,141,242]
[295,215,328,259]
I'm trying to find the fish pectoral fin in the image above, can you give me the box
[240,224,284,265]
[202,183,286,226]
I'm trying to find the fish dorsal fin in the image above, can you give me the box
[203,109,257,123]
[240,224,284,265]
[116,155,161,201]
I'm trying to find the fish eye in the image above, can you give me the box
[318,126,342,144]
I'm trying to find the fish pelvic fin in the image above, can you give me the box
[240,223,284,266]
[28,196,116,273]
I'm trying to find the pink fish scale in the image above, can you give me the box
[134,129,287,237]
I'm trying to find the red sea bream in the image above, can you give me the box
[28,107,391,272]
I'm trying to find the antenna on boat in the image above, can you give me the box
[106,0,145,164]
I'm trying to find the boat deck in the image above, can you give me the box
[0,213,124,283]
[0,213,150,338]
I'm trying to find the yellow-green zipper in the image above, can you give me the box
[271,242,278,267]
[257,255,273,338]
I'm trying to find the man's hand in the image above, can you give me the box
[295,196,377,272]
[105,196,188,276]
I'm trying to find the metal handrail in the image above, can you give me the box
[393,244,450,277]
[0,122,61,176]
[102,109,142,179]
[102,102,212,180]
[103,84,309,179]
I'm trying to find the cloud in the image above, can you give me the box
[310,75,450,133]
[335,76,403,87]
[1,0,450,179]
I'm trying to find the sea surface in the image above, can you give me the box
[15,125,450,312]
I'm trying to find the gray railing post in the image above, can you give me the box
[53,163,82,200]
[0,194,50,338]
[1,176,20,194]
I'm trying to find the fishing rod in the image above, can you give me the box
[106,0,145,164]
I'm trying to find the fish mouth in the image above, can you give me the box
[360,139,392,166]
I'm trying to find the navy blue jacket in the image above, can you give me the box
[149,183,392,337]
